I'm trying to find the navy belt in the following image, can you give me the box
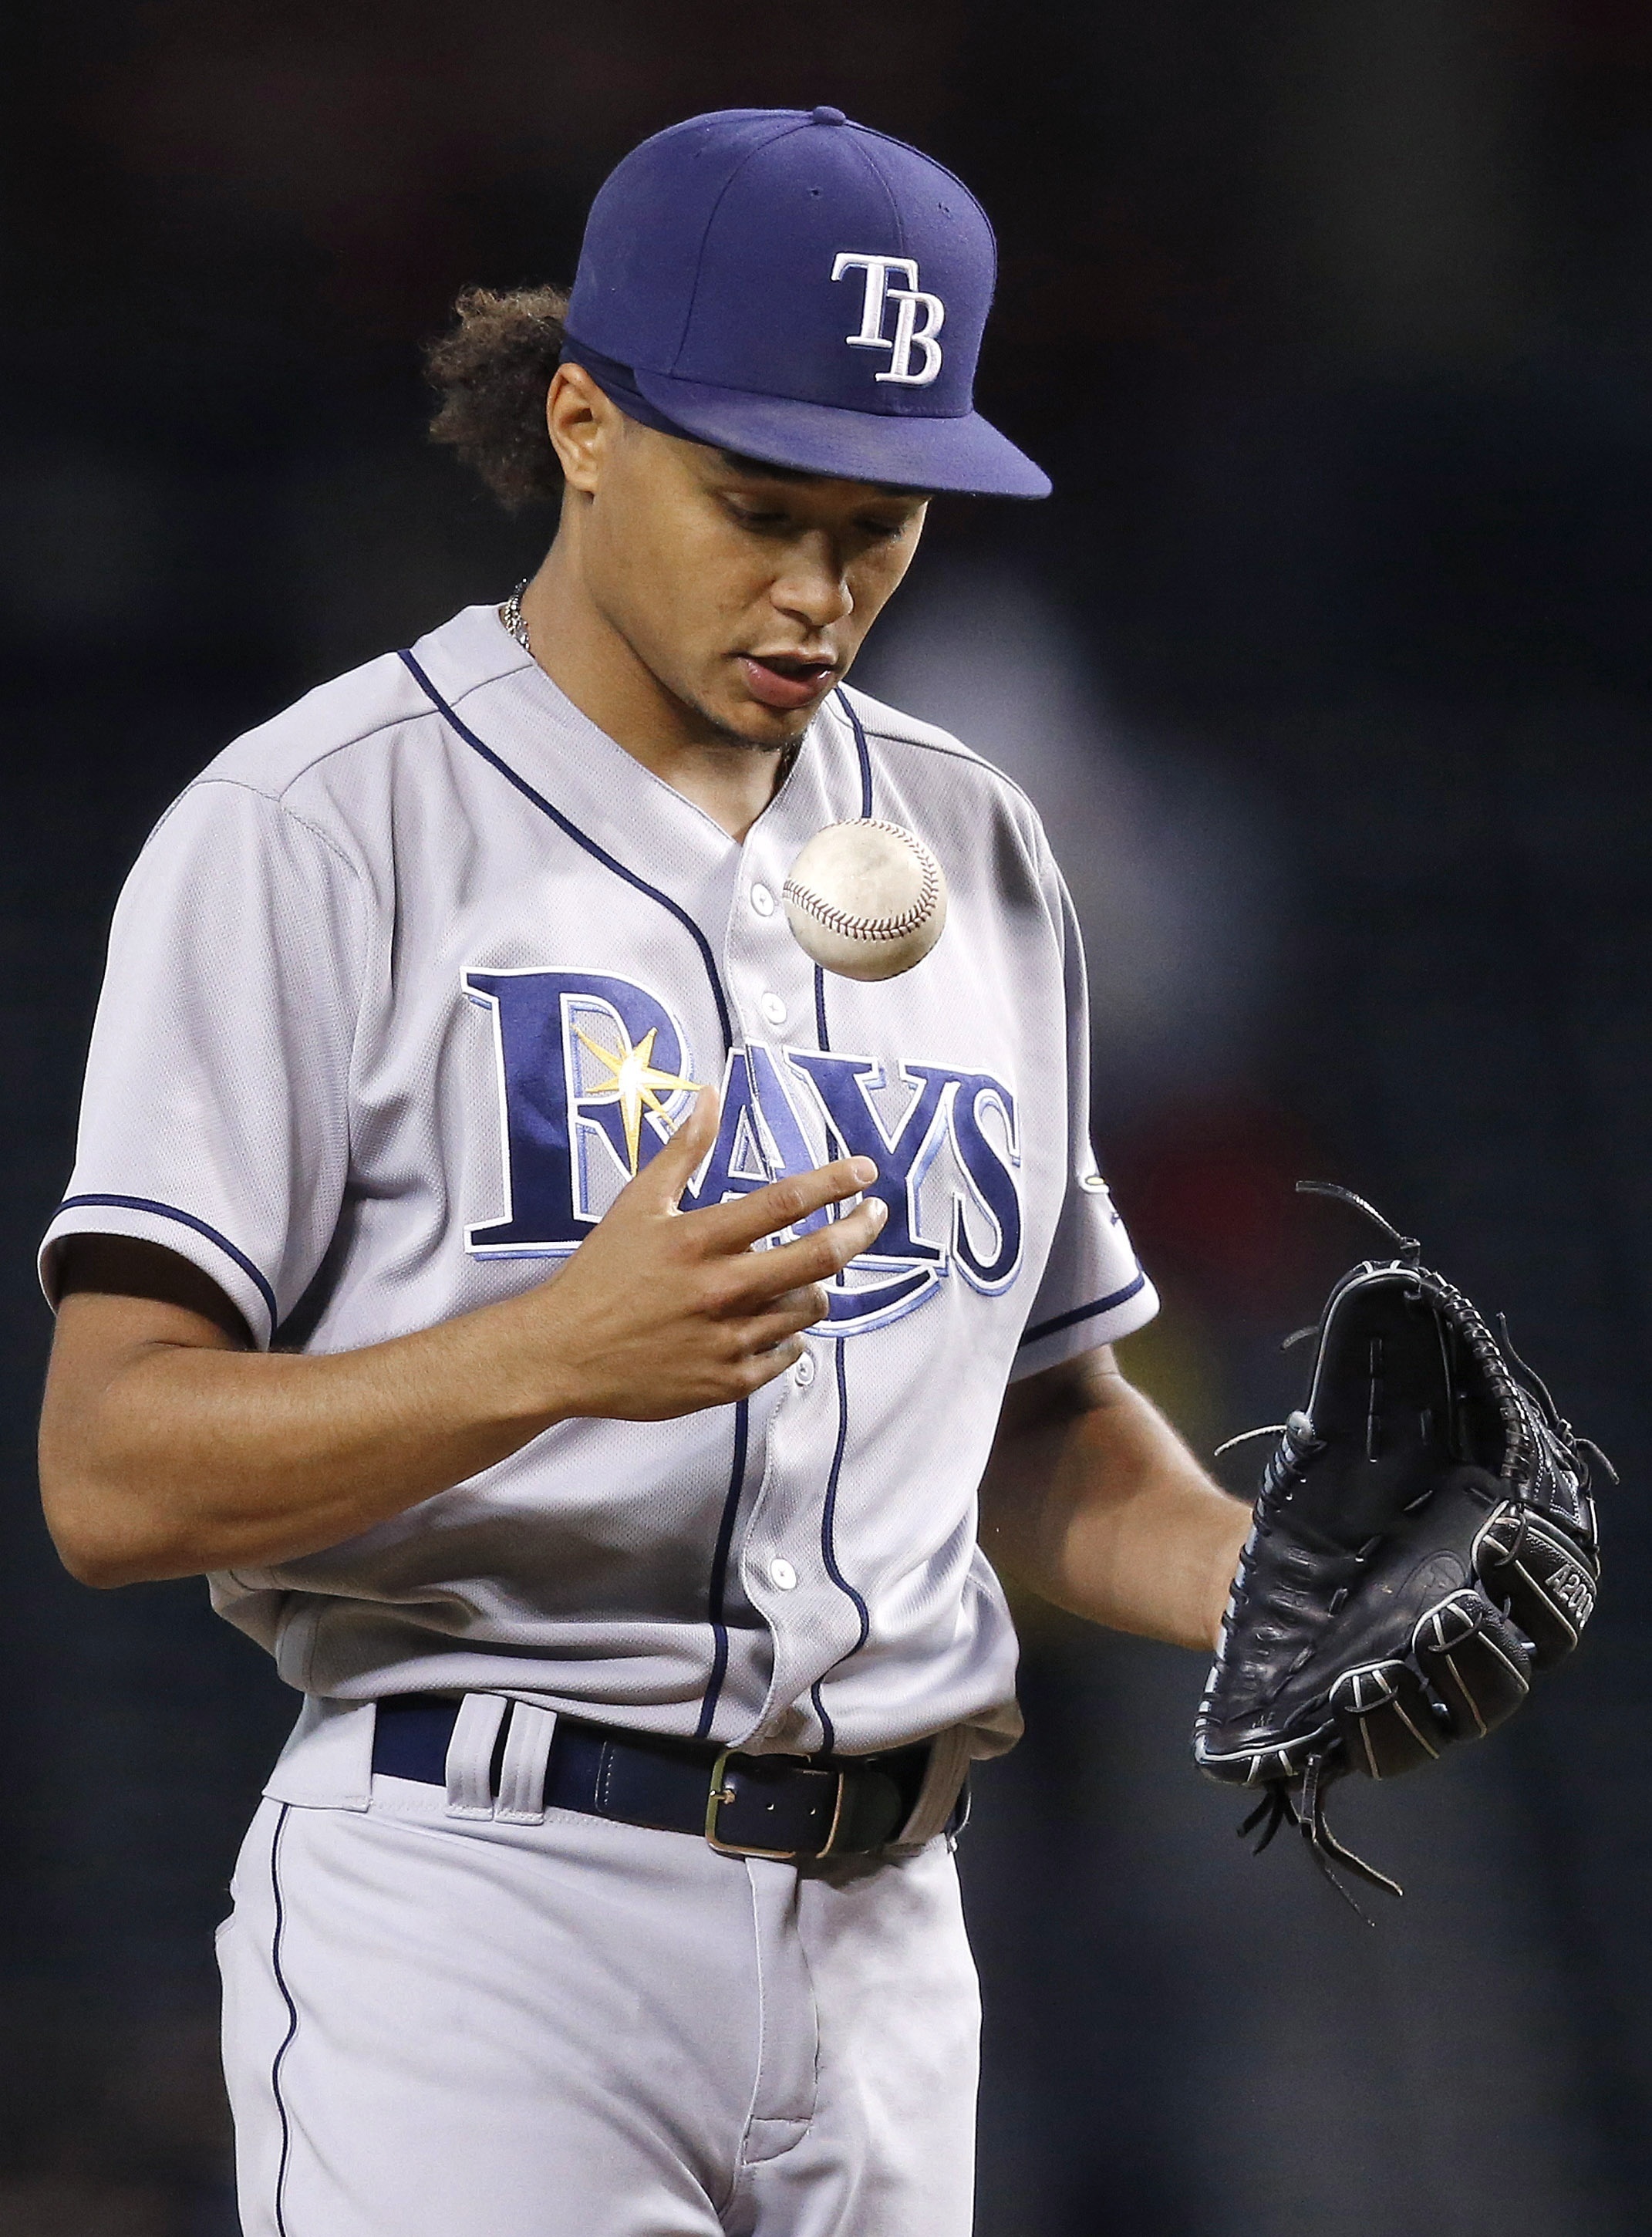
[373,1694,963,1861]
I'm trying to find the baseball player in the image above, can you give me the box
[36,108,1251,2236]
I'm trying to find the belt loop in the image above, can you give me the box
[444,1693,509,1818]
[495,1702,558,1824]
[892,1726,973,1850]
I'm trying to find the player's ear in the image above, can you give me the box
[547,363,618,496]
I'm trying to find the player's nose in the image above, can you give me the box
[770,534,854,630]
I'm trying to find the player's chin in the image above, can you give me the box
[712,683,831,751]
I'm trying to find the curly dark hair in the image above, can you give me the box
[425,285,571,511]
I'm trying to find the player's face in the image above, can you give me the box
[562,386,929,751]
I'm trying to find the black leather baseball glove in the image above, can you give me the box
[1193,1184,1610,1911]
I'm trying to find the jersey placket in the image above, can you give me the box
[720,712,869,1753]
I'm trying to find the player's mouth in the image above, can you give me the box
[737,653,838,711]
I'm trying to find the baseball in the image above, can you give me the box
[782,818,949,982]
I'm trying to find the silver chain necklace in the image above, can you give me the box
[500,580,532,653]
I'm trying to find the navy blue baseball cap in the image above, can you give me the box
[561,106,1050,499]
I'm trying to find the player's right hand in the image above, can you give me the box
[524,1086,887,1422]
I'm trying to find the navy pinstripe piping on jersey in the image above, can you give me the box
[809,1205,872,1756]
[821,1340,872,1650]
[811,690,873,1051]
[807,971,840,1751]
[268,1803,299,2237]
[54,1194,278,1334]
[834,687,875,819]
[802,809,871,1753]
[694,1399,750,1740]
[398,650,736,1053]
[1018,1270,1148,1348]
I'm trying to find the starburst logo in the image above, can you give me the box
[572,1022,703,1176]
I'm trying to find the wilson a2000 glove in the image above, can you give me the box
[1193,1185,1609,1908]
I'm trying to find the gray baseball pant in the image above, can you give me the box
[218,1765,980,2235]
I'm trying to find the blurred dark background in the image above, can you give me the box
[4,3,1650,2230]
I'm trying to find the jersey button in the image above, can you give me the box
[750,882,775,918]
[792,1351,816,1388]
[759,990,787,1027]
[768,1557,798,1591]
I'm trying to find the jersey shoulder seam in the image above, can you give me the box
[174,775,368,887]
[258,657,513,798]
[204,659,465,806]
[834,690,1042,820]
[170,648,529,869]
[856,725,1039,818]
[268,697,438,800]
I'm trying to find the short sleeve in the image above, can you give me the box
[39,779,368,1348]
[1010,861,1158,1380]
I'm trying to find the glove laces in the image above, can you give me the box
[1237,1763,1404,1924]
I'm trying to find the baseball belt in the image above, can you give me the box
[372,1694,966,1860]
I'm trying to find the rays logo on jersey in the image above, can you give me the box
[464,967,1020,1332]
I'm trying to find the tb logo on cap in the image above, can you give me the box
[831,253,946,386]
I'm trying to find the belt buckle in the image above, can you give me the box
[704,1749,848,1860]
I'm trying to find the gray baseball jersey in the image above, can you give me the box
[40,602,1157,1760]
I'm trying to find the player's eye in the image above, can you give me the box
[724,499,789,531]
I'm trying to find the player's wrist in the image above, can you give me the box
[416,1286,585,1437]
[500,1325,586,1432]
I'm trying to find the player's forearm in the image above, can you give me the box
[979,1358,1250,1652]
[39,1291,573,1587]
[40,1126,885,1588]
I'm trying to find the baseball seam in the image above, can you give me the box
[782,821,940,943]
